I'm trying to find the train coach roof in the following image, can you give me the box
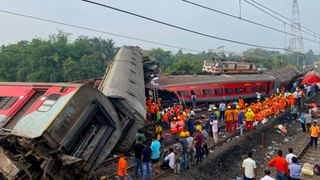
[0,82,84,87]
[157,74,276,87]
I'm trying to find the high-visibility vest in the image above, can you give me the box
[177,121,184,133]
[232,110,239,121]
[162,112,169,121]
[170,121,177,134]
[225,110,233,121]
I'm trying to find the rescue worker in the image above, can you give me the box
[149,103,156,122]
[170,117,178,135]
[245,108,255,131]
[232,106,240,130]
[309,121,320,148]
[213,106,220,120]
[179,132,188,171]
[225,106,234,133]
[155,122,163,140]
[162,110,169,129]
[185,131,193,168]
[176,116,184,134]
[238,97,245,109]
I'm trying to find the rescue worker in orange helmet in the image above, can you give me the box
[225,106,234,133]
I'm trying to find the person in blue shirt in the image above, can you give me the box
[238,109,245,136]
[299,111,306,133]
[150,136,161,175]
[142,140,153,180]
[288,157,301,180]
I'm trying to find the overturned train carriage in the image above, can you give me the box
[0,46,155,179]
[0,83,122,179]
[98,46,149,152]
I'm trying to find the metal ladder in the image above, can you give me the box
[153,85,159,101]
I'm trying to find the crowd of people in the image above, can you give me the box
[116,82,319,180]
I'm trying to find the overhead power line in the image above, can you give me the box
[244,0,320,39]
[181,0,320,44]
[0,9,201,53]
[81,0,290,51]
[248,0,320,39]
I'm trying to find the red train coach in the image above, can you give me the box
[157,74,276,103]
[156,67,299,103]
[0,82,122,179]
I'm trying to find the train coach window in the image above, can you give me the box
[38,94,61,112]
[225,88,233,94]
[202,89,212,95]
[259,86,266,91]
[177,90,188,96]
[251,87,258,92]
[214,88,223,95]
[0,96,18,110]
[235,88,245,93]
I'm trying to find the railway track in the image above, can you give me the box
[297,139,320,180]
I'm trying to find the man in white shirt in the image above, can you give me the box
[285,147,296,164]
[161,148,175,170]
[242,151,257,180]
[261,169,275,180]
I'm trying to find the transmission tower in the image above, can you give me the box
[289,0,305,66]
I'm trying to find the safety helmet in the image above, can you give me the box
[196,125,202,131]
[213,106,217,110]
[180,132,186,137]
[236,105,240,109]
[177,116,181,120]
[173,117,177,120]
[208,108,212,112]
[227,106,231,109]
[184,131,190,137]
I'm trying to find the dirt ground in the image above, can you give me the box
[159,110,310,180]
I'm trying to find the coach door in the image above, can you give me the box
[266,82,271,95]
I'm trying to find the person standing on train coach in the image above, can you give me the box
[219,101,226,121]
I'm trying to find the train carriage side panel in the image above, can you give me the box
[0,83,122,176]
[98,46,146,151]
[158,74,276,103]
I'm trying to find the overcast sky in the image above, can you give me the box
[1,0,319,54]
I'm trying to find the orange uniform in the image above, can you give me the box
[232,109,239,129]
[118,157,127,177]
[225,109,233,133]
[239,98,245,109]
[170,121,177,134]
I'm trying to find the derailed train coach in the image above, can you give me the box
[0,46,156,179]
[156,67,300,103]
